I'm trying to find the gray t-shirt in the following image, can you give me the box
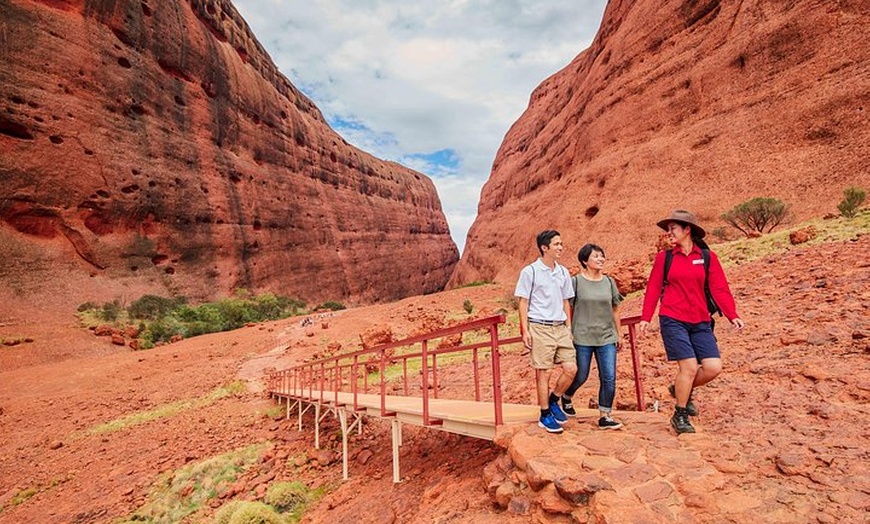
[570,274,623,346]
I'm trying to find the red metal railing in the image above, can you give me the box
[266,313,648,425]
[621,315,645,411]
[267,314,516,426]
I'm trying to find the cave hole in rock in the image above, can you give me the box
[49,135,64,144]
[253,220,262,231]
[121,184,140,194]
[96,190,110,198]
[0,117,34,139]
[151,254,168,265]
[585,206,600,219]
[165,267,175,275]
[117,57,132,68]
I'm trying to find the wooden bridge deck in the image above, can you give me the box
[271,388,605,441]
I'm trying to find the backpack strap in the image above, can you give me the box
[660,250,674,302]
[528,264,536,297]
[702,249,722,317]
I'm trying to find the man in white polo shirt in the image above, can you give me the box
[515,230,577,433]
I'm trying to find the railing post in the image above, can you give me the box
[627,321,645,411]
[352,355,359,411]
[380,348,387,416]
[403,359,408,395]
[490,323,504,426]
[421,339,430,425]
[472,348,480,401]
[319,362,325,404]
[432,353,439,399]
[334,365,339,405]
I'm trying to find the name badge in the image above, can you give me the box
[692,259,704,265]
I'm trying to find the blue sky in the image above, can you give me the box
[233,1,608,252]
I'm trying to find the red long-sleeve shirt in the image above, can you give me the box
[641,245,739,323]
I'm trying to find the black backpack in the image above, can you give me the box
[662,249,722,320]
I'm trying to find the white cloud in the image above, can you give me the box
[233,0,607,252]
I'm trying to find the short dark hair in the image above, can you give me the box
[577,243,604,269]
[536,230,560,255]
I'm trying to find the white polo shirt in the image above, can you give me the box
[514,259,574,322]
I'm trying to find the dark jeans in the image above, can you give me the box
[564,343,617,412]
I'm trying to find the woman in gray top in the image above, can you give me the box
[560,244,624,429]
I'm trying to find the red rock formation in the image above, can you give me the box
[0,0,458,308]
[451,0,869,286]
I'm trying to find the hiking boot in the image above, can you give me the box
[669,384,698,416]
[538,412,564,433]
[598,415,623,430]
[561,397,576,417]
[671,408,696,434]
[549,401,569,425]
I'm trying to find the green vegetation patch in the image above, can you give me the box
[714,211,869,267]
[115,443,268,524]
[84,381,246,436]
[78,290,307,349]
[457,280,494,288]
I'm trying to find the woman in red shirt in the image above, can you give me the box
[639,210,745,434]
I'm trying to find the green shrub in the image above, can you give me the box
[213,501,283,524]
[77,301,99,313]
[710,226,732,242]
[128,295,186,320]
[462,299,474,314]
[838,186,866,218]
[98,300,122,321]
[313,301,346,312]
[721,197,789,236]
[264,481,308,512]
[213,501,243,524]
[459,280,493,288]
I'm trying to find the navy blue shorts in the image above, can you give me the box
[659,315,720,362]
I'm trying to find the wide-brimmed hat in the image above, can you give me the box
[656,209,706,238]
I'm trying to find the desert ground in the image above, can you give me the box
[0,218,868,523]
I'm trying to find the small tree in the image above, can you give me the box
[721,197,789,236]
[462,299,474,314]
[837,186,866,218]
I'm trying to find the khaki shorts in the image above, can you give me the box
[529,322,575,369]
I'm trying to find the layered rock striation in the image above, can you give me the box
[451,0,869,286]
[0,0,458,307]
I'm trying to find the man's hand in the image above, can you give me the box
[522,329,532,350]
[731,318,745,330]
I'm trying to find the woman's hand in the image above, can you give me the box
[731,318,745,330]
[638,321,650,337]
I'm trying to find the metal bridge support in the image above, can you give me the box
[391,418,402,484]
[337,408,363,481]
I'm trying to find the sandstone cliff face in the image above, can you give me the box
[451,0,869,286]
[0,0,458,308]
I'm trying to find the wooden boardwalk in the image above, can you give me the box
[271,388,546,441]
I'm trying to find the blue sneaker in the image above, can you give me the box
[538,412,564,433]
[549,401,568,425]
